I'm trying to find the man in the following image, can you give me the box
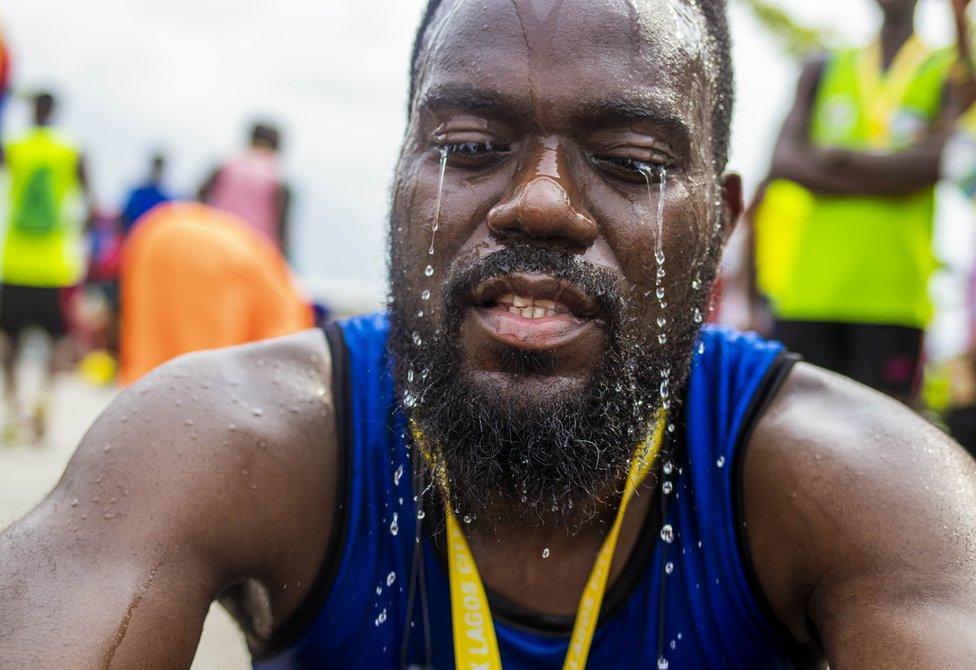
[118,202,314,385]
[753,0,961,403]
[1,1,976,668]
[120,153,174,234]
[0,92,91,442]
[199,122,292,258]
[0,19,11,158]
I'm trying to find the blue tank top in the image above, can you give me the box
[254,312,800,669]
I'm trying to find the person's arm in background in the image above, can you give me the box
[278,182,292,261]
[77,153,95,232]
[197,166,220,202]
[770,57,966,197]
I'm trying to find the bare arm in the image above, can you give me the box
[746,364,976,667]
[197,167,220,203]
[278,183,292,261]
[77,154,95,231]
[0,330,337,668]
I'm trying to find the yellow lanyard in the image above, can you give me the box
[413,412,667,670]
[857,35,930,147]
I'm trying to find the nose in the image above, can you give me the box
[486,142,598,252]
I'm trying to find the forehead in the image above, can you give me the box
[415,0,714,127]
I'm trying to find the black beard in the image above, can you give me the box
[388,243,715,529]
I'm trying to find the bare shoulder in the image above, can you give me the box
[0,330,341,666]
[743,363,976,660]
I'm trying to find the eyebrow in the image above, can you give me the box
[418,84,692,147]
[418,84,529,123]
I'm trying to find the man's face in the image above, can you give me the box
[389,0,740,523]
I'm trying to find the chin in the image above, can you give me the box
[465,367,591,409]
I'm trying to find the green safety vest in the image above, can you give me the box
[2,127,84,287]
[756,37,956,328]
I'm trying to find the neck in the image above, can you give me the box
[880,15,914,68]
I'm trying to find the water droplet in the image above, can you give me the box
[658,333,667,344]
[427,147,449,255]
[655,249,666,266]
[463,515,472,524]
[417,509,426,519]
[252,408,264,418]
[387,571,396,587]
[421,290,431,301]
[663,481,673,495]
[412,332,423,347]
[658,655,669,669]
[376,586,382,595]
[663,461,674,475]
[692,277,702,291]
[424,265,434,277]
[657,266,666,280]
[542,548,550,559]
[697,342,705,355]
[421,368,430,379]
[656,316,666,328]
[390,513,399,536]
[656,287,665,300]
[660,381,670,398]
[407,369,415,383]
[670,639,677,650]
[375,608,388,626]
[693,308,703,324]
[660,524,674,543]
[417,310,425,318]
[316,388,326,398]
[394,465,404,486]
[665,561,674,574]
[716,456,725,468]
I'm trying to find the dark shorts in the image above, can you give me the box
[0,284,68,341]
[773,320,923,399]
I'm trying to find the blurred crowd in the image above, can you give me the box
[0,19,315,445]
[3,1,976,454]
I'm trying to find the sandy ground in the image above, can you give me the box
[0,371,251,669]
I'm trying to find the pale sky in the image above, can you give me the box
[1,0,971,352]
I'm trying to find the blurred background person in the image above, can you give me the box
[118,202,313,385]
[0,19,12,157]
[752,0,963,404]
[0,91,91,443]
[198,122,292,259]
[119,152,173,235]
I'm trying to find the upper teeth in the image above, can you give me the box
[499,293,561,319]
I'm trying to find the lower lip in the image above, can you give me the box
[471,305,597,350]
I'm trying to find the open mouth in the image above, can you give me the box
[467,273,605,350]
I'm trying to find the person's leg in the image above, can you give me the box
[845,323,924,405]
[772,320,845,373]
[0,284,25,443]
[31,287,72,444]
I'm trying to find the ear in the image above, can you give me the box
[719,172,744,244]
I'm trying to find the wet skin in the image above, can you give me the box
[2,1,976,668]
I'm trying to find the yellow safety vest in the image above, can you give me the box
[756,37,955,328]
[3,127,84,287]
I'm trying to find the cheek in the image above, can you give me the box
[590,178,712,298]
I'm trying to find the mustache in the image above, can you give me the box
[443,245,622,327]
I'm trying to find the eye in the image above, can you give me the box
[593,155,667,184]
[438,140,511,169]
